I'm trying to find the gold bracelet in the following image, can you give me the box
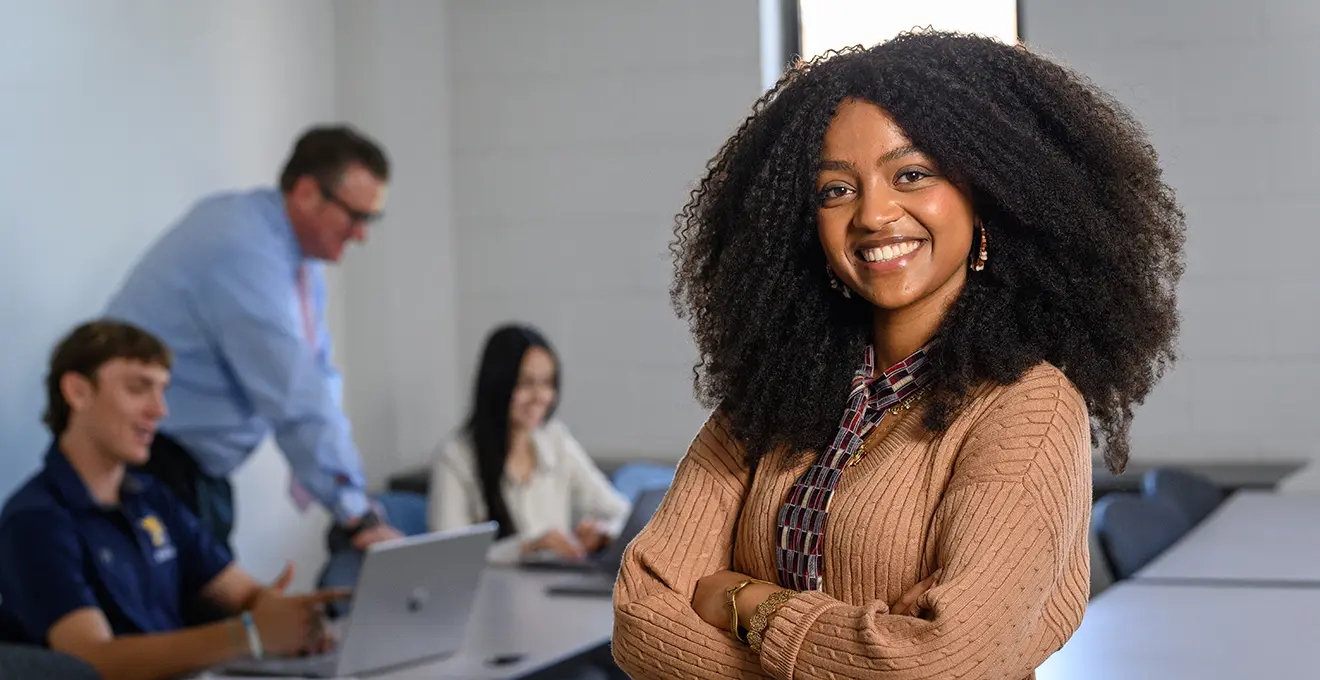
[725,579,758,642]
[746,589,796,653]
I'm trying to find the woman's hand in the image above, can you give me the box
[692,568,939,637]
[526,529,587,560]
[692,570,778,633]
[574,519,609,554]
[890,570,941,617]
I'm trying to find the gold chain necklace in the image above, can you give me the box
[887,384,932,416]
[847,385,932,468]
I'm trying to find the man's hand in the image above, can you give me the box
[246,561,296,613]
[349,523,404,551]
[248,563,351,657]
[573,519,609,554]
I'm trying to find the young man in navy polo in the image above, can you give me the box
[0,320,346,680]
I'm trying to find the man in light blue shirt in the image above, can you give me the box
[105,126,402,554]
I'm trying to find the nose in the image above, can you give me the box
[853,180,905,232]
[150,391,168,420]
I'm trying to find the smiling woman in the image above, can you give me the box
[611,31,1184,680]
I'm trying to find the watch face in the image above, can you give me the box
[349,511,380,536]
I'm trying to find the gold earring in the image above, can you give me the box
[825,263,852,298]
[972,222,989,272]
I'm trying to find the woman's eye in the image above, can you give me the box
[896,169,931,184]
[817,185,852,203]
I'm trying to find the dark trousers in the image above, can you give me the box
[135,433,236,625]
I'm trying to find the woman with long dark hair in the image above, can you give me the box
[429,324,630,564]
[612,31,1183,679]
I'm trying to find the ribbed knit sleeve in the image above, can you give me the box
[758,371,1092,679]
[611,414,765,679]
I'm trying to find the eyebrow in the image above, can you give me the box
[818,144,924,172]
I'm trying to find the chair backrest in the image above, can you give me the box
[1092,492,1192,580]
[375,491,429,537]
[318,491,428,610]
[1086,513,1115,597]
[318,550,363,619]
[611,463,676,503]
[0,643,100,679]
[1142,468,1223,526]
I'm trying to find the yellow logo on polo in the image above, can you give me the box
[140,516,167,547]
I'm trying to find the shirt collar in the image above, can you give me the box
[864,342,935,393]
[529,424,560,470]
[252,188,307,270]
[42,443,150,512]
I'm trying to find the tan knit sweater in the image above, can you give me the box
[612,363,1092,680]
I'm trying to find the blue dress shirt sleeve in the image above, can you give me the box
[0,509,101,644]
[197,240,369,524]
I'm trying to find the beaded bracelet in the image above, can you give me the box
[241,611,265,660]
[746,589,796,653]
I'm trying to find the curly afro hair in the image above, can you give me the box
[672,31,1185,474]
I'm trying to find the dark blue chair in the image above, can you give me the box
[318,491,429,616]
[374,491,429,536]
[1086,516,1115,596]
[1091,492,1192,580]
[1142,468,1223,526]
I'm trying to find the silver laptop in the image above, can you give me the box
[222,521,497,677]
[544,487,666,597]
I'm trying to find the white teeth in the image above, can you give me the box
[861,241,920,262]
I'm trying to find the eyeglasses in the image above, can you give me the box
[318,183,384,225]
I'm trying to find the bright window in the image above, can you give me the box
[797,0,1018,63]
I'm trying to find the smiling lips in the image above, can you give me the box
[856,239,926,271]
[859,240,921,263]
[133,426,156,446]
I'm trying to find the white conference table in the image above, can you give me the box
[207,566,615,679]
[1135,490,1320,585]
[1278,461,1320,494]
[376,566,614,679]
[1037,582,1320,680]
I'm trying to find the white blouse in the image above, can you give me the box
[427,420,632,564]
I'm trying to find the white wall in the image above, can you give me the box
[0,0,337,591]
[1023,0,1320,465]
[444,0,764,463]
[332,0,462,485]
[0,0,772,593]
